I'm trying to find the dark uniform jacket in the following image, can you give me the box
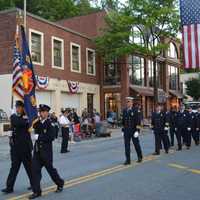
[168,111,177,129]
[33,118,56,162]
[122,107,141,131]
[10,113,33,154]
[195,112,200,130]
[151,112,167,133]
[175,111,190,130]
[187,111,196,131]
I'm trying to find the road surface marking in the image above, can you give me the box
[7,155,156,200]
[168,163,200,174]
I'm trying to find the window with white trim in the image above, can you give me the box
[29,29,44,65]
[71,43,81,72]
[52,37,64,69]
[86,48,95,75]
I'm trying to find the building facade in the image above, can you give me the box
[0,9,182,119]
[0,9,100,116]
[58,11,183,118]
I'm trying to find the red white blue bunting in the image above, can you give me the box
[67,80,79,94]
[35,75,49,89]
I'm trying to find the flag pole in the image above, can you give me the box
[24,0,27,32]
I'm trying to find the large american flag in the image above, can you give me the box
[12,25,24,99]
[180,0,200,69]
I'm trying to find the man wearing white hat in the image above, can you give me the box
[122,97,143,165]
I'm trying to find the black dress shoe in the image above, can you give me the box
[176,148,182,151]
[55,185,63,193]
[28,193,41,199]
[27,186,32,190]
[152,152,160,156]
[137,158,143,163]
[165,150,169,154]
[1,188,13,194]
[123,161,131,165]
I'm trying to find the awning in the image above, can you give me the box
[130,85,168,103]
[169,90,183,99]
[130,85,154,96]
[130,85,167,97]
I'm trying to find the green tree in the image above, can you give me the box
[95,0,180,105]
[0,0,99,21]
[185,77,200,101]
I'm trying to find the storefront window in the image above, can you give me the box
[104,59,121,85]
[129,55,145,86]
[105,93,121,119]
[168,65,178,90]
[148,60,160,88]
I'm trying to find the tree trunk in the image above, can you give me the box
[153,57,158,109]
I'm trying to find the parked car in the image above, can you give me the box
[0,109,8,122]
[184,101,200,113]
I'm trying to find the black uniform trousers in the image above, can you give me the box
[61,127,69,153]
[192,130,200,145]
[6,147,33,190]
[185,130,192,147]
[123,128,143,162]
[169,127,175,146]
[175,128,184,150]
[32,153,64,194]
[154,131,169,154]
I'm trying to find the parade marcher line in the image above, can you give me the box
[6,154,157,200]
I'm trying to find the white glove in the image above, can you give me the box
[196,128,199,131]
[33,134,39,140]
[175,128,177,131]
[187,127,191,131]
[134,131,139,138]
[164,127,169,131]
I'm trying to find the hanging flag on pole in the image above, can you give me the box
[12,24,24,99]
[180,0,200,69]
[20,25,38,127]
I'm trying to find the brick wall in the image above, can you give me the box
[0,12,16,74]
[0,10,100,85]
[57,11,107,38]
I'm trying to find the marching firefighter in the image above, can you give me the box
[122,97,143,165]
[151,105,169,155]
[1,101,33,194]
[195,106,200,146]
[29,104,64,199]
[175,105,188,150]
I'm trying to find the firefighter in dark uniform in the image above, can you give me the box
[175,105,188,151]
[151,105,169,155]
[29,104,64,199]
[1,101,33,194]
[186,106,196,149]
[195,106,200,145]
[50,112,59,139]
[168,106,177,147]
[122,97,143,165]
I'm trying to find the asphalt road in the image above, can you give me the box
[0,129,200,200]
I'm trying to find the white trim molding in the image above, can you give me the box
[51,36,64,70]
[29,28,44,66]
[70,42,81,73]
[86,48,96,76]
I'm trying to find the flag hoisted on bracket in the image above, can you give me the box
[180,0,200,69]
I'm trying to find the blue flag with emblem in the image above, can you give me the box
[20,25,38,128]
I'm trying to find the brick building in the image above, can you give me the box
[0,8,182,119]
[0,9,100,116]
[58,11,183,119]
